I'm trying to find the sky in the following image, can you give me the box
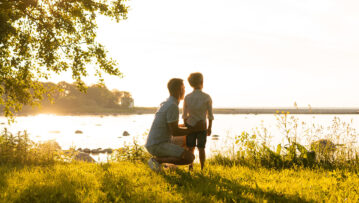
[52,0,359,108]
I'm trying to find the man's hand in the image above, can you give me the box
[168,121,190,136]
[207,128,212,136]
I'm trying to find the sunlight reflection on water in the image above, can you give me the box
[1,114,359,159]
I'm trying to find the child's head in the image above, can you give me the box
[188,72,203,89]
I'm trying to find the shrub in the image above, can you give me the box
[0,128,61,165]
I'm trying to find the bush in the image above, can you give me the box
[112,138,150,162]
[0,128,61,165]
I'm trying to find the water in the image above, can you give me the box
[1,114,359,157]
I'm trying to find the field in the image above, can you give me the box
[0,161,358,202]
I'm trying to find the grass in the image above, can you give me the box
[0,161,358,202]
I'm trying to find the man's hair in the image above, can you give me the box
[188,72,203,88]
[167,78,183,98]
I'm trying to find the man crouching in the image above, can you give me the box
[145,78,205,172]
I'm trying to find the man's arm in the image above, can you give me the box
[168,121,190,136]
[168,120,206,137]
[182,98,188,127]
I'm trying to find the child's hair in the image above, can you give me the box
[188,72,203,88]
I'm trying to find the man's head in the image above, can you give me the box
[188,72,203,89]
[167,78,185,100]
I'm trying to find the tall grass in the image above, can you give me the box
[210,112,359,170]
[0,128,62,165]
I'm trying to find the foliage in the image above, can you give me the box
[113,140,150,162]
[0,0,128,118]
[6,81,134,115]
[0,128,61,165]
[112,132,150,162]
[34,81,133,113]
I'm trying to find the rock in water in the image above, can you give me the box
[91,148,102,154]
[83,148,91,153]
[75,130,83,134]
[74,152,96,163]
[123,131,130,136]
[101,148,113,154]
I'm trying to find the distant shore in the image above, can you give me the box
[213,107,359,114]
[11,107,359,116]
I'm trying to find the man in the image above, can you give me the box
[145,78,205,172]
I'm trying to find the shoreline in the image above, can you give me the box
[10,107,359,116]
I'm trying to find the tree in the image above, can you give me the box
[112,89,133,108]
[0,0,128,119]
[27,82,135,113]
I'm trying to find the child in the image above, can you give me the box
[182,72,214,170]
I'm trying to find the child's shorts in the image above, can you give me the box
[186,130,207,148]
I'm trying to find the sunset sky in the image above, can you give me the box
[52,0,359,108]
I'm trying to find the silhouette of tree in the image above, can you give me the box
[35,82,134,112]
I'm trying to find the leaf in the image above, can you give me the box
[276,144,282,155]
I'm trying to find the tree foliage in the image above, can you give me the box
[0,0,128,118]
[19,81,134,114]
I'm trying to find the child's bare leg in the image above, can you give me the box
[188,147,195,170]
[198,148,206,170]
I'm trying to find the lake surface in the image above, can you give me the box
[1,114,359,157]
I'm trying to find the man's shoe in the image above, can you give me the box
[148,158,161,172]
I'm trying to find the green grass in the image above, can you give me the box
[1,161,358,202]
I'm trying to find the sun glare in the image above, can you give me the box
[32,114,58,125]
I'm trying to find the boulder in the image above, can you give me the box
[123,131,130,136]
[39,140,62,152]
[75,130,83,134]
[310,139,337,153]
[101,148,113,154]
[74,152,96,163]
[91,148,102,154]
[83,148,91,153]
